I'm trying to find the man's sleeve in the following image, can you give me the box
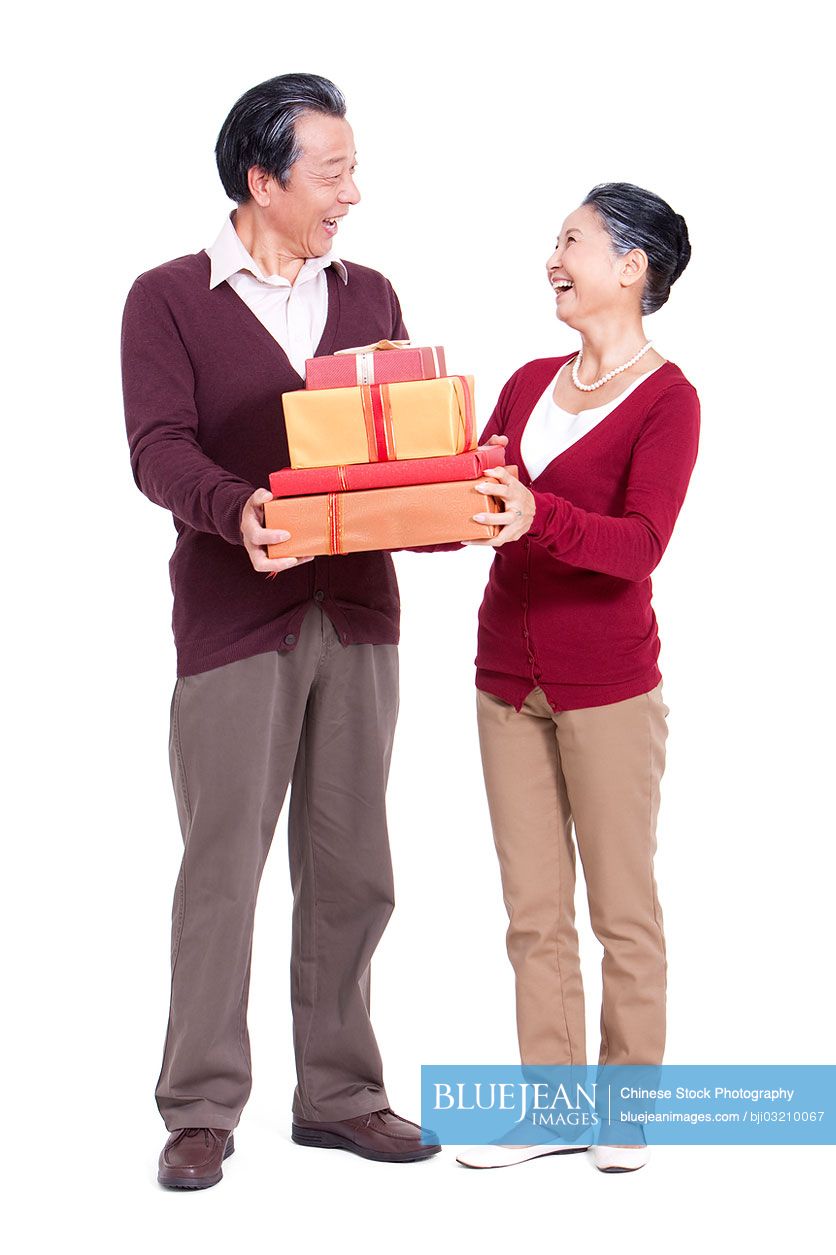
[121,278,257,545]
[526,384,701,581]
[387,281,409,341]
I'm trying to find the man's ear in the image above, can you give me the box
[247,165,277,207]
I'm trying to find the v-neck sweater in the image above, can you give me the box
[474,353,701,711]
[121,249,408,676]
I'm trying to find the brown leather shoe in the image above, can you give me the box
[157,1127,235,1189]
[292,1107,441,1162]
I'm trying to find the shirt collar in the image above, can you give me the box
[206,211,348,288]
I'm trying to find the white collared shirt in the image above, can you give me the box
[521,359,664,480]
[205,211,349,377]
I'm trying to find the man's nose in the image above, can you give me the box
[339,175,361,206]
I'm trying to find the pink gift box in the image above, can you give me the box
[305,340,447,390]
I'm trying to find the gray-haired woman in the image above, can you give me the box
[456,183,700,1173]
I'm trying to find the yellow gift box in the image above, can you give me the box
[281,374,476,469]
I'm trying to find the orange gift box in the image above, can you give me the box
[281,374,476,469]
[264,473,516,558]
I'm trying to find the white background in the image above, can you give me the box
[4,0,834,1250]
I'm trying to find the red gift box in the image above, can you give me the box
[269,446,505,498]
[305,340,447,390]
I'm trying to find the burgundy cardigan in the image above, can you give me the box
[473,354,701,711]
[121,250,408,676]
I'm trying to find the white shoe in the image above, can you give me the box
[456,1140,591,1169]
[590,1143,650,1173]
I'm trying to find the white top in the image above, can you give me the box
[205,211,349,378]
[520,358,664,480]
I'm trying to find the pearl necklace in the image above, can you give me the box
[572,340,654,392]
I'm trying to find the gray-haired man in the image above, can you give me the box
[122,73,440,1188]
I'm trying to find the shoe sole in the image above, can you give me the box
[457,1145,590,1169]
[292,1126,441,1162]
[157,1134,235,1189]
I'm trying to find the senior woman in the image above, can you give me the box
[456,182,699,1174]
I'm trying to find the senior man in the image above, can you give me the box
[122,73,439,1189]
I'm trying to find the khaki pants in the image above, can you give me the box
[155,606,399,1131]
[476,682,670,1067]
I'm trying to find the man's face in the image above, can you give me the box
[262,112,360,258]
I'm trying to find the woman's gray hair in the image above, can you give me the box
[582,182,691,315]
[215,73,347,204]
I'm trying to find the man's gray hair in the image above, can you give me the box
[215,73,347,204]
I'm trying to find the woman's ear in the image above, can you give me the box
[620,247,649,289]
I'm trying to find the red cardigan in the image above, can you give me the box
[474,353,700,711]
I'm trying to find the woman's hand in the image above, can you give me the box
[477,434,509,453]
[467,465,536,547]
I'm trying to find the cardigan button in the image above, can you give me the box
[314,590,325,602]
[284,633,297,646]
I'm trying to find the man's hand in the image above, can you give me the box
[241,488,314,576]
[466,466,536,547]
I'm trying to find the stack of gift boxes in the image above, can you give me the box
[264,340,511,558]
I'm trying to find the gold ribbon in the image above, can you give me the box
[333,339,412,356]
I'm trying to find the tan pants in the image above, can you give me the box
[476,682,670,1067]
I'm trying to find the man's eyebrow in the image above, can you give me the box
[320,153,358,166]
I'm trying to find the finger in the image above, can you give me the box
[249,525,292,543]
[474,481,510,498]
[473,510,520,526]
[253,554,313,575]
[487,435,509,446]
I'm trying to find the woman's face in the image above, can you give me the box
[546,203,645,323]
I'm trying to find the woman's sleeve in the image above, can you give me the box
[526,384,700,582]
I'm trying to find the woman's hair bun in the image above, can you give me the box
[581,183,692,314]
[670,214,691,285]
